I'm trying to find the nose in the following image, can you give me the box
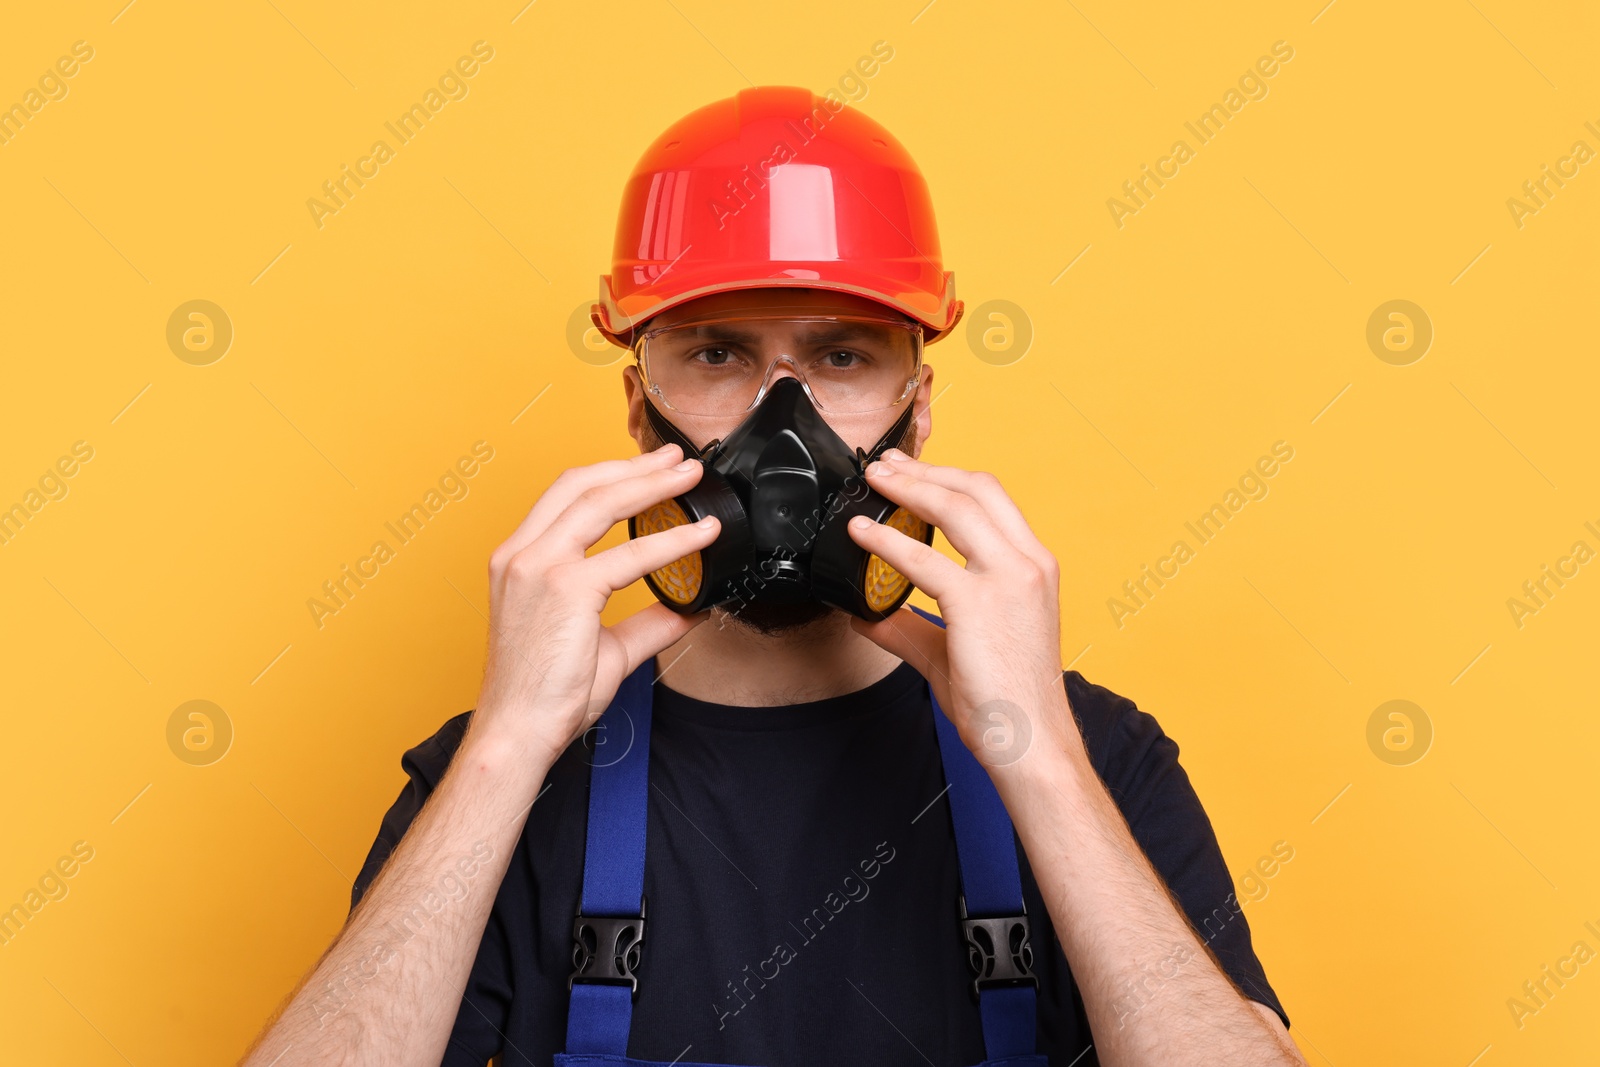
[761,353,804,386]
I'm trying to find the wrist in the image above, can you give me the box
[455,717,564,794]
[469,694,584,764]
[984,690,1097,795]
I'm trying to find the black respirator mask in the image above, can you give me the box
[628,375,933,622]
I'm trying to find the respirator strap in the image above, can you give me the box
[642,390,914,468]
[642,396,715,460]
[858,396,918,468]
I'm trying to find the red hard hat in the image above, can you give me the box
[592,85,963,348]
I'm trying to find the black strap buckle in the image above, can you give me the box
[959,893,1037,1000]
[569,896,647,997]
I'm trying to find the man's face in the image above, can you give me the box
[621,287,937,635]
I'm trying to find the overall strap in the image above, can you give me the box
[563,623,1039,1061]
[564,661,656,1057]
[911,604,1040,1061]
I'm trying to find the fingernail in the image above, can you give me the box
[697,515,717,527]
[883,448,909,461]
[653,442,676,454]
[850,515,873,529]
[867,461,892,477]
[673,459,697,471]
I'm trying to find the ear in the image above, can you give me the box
[911,363,934,458]
[623,363,648,452]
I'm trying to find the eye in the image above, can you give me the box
[690,346,738,366]
[821,349,865,369]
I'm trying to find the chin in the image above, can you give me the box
[714,598,840,637]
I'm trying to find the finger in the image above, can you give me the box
[851,608,951,702]
[879,450,1055,572]
[583,515,721,592]
[535,459,707,560]
[592,602,710,701]
[846,512,966,600]
[499,444,686,557]
[861,462,1021,571]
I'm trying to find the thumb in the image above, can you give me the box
[851,607,951,697]
[594,603,709,703]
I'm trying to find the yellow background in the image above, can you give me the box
[1,1,1595,1063]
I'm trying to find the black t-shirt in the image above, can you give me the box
[351,662,1289,1066]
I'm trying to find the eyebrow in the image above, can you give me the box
[680,325,764,344]
[793,323,893,343]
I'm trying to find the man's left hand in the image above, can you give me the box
[846,447,1081,770]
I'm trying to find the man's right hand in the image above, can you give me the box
[238,445,716,1067]
[470,441,719,764]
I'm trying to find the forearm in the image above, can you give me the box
[240,729,552,1067]
[994,698,1300,1067]
[236,445,712,1064]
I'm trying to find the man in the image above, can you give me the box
[242,87,1304,1066]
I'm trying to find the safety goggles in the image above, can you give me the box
[632,309,924,418]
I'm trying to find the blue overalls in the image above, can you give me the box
[556,608,1049,1067]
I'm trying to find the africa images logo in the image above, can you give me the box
[305,41,495,230]
[711,840,897,1030]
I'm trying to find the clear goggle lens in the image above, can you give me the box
[634,313,923,417]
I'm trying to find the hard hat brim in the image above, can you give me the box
[593,269,963,350]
